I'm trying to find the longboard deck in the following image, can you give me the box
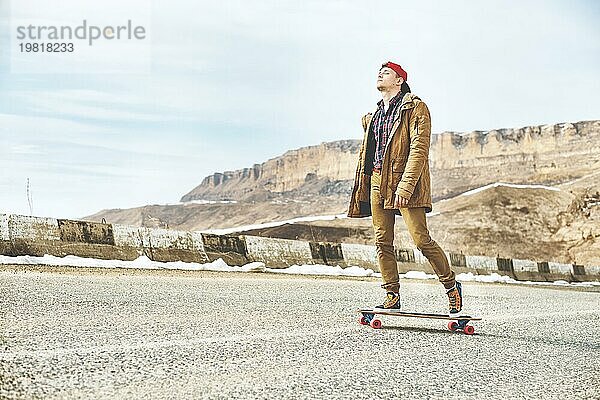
[358,309,481,333]
[358,309,482,321]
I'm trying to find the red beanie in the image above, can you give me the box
[381,61,407,82]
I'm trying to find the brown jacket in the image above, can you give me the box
[347,92,433,218]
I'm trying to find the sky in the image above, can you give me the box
[0,0,598,219]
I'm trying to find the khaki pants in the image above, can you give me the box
[370,170,455,292]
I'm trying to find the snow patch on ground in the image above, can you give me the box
[1,254,598,288]
[459,182,560,197]
[201,213,348,235]
[402,271,436,280]
[0,254,266,273]
[265,263,379,277]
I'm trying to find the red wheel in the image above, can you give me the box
[359,316,369,325]
[463,325,475,335]
[370,319,382,329]
[447,321,458,331]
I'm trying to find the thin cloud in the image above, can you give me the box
[0,0,598,219]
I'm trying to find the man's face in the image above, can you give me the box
[376,67,402,91]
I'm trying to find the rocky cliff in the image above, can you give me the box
[180,140,360,202]
[430,120,600,199]
[181,120,600,202]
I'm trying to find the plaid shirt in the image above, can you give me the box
[372,91,405,169]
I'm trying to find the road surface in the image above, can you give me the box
[1,266,599,399]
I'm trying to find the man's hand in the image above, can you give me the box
[394,193,409,208]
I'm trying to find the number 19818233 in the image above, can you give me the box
[19,43,74,52]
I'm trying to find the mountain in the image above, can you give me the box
[85,119,600,265]
[180,140,360,202]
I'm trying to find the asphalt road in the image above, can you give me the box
[1,266,599,400]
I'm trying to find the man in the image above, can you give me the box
[347,61,463,316]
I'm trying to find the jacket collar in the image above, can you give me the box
[399,92,421,111]
[372,92,421,115]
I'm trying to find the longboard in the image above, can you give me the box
[358,308,482,335]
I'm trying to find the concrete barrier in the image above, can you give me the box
[404,249,434,274]
[513,258,540,280]
[537,261,550,274]
[413,249,427,265]
[571,264,600,282]
[585,265,600,282]
[113,224,144,248]
[190,232,209,261]
[448,252,466,267]
[0,214,10,256]
[586,265,600,275]
[395,248,415,264]
[139,228,207,263]
[447,252,476,274]
[496,257,515,278]
[140,227,187,249]
[0,212,598,283]
[543,261,574,281]
[112,225,209,263]
[0,214,9,241]
[1,215,61,257]
[57,219,115,245]
[201,233,247,265]
[9,215,61,241]
[341,243,378,271]
[309,241,347,267]
[245,236,313,267]
[54,219,133,260]
[465,255,498,273]
[548,261,573,275]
